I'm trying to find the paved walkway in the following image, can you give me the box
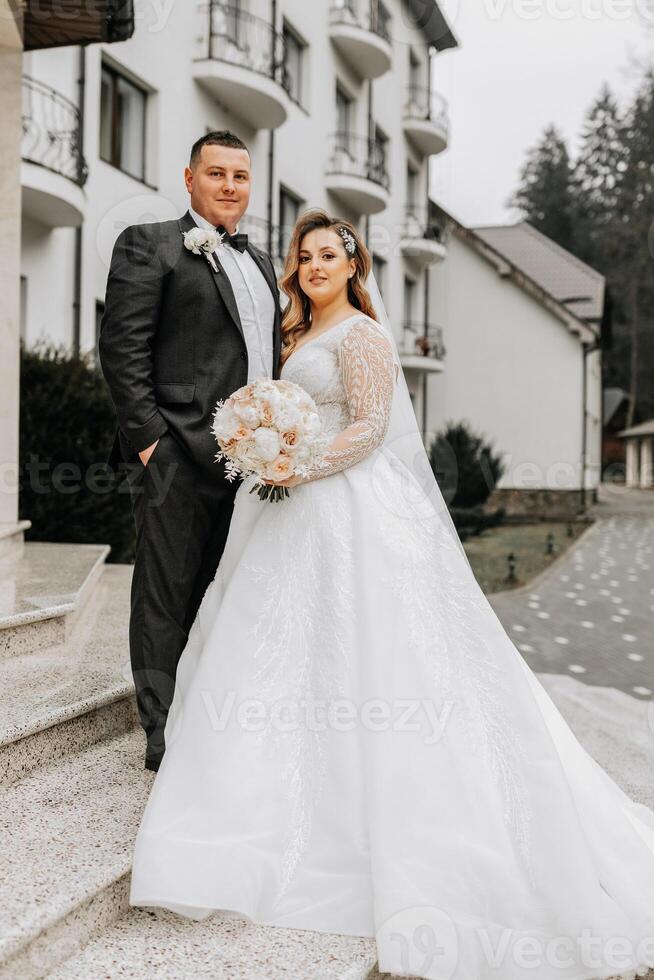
[488,485,654,699]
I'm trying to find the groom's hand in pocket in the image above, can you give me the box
[139,439,159,467]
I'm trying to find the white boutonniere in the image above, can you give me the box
[182,227,224,272]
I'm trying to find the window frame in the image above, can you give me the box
[100,61,148,184]
[282,19,306,108]
[335,81,354,155]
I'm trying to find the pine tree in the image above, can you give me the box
[509,125,576,252]
[571,85,625,273]
[615,69,654,424]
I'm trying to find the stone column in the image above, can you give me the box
[640,436,653,489]
[625,438,640,488]
[0,1,22,528]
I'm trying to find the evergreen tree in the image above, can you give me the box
[510,69,654,424]
[571,84,625,273]
[614,69,654,424]
[509,125,576,251]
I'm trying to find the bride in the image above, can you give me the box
[129,209,654,980]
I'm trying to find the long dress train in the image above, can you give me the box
[129,313,654,980]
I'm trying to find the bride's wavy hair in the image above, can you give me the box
[279,209,377,368]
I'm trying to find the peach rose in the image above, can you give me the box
[268,456,294,480]
[233,396,259,427]
[280,429,299,450]
[260,402,276,426]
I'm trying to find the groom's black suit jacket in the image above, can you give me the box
[99,209,283,480]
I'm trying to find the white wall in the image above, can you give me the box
[428,233,597,492]
[20,218,76,350]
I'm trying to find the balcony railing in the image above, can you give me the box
[403,204,447,243]
[327,132,391,190]
[203,0,289,91]
[330,0,392,44]
[404,84,449,131]
[21,75,87,187]
[401,322,446,361]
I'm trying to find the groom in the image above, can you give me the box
[99,130,282,771]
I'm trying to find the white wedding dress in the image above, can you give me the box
[129,313,654,980]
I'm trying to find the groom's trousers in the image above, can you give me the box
[122,428,240,771]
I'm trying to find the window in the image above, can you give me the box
[371,0,391,41]
[225,0,242,45]
[370,123,389,185]
[409,49,422,92]
[100,63,147,182]
[283,22,305,105]
[372,254,387,300]
[407,165,419,207]
[335,84,353,152]
[404,276,417,325]
[278,186,303,260]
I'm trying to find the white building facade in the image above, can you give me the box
[427,217,604,517]
[20,0,458,434]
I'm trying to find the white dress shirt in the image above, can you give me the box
[189,206,275,383]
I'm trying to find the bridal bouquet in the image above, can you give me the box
[211,379,326,502]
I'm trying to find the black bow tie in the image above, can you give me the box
[215,225,249,253]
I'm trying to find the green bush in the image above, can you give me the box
[429,420,506,508]
[19,340,135,563]
[429,420,506,539]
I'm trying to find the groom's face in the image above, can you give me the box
[184,144,251,232]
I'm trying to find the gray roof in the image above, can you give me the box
[472,222,605,324]
[603,387,629,425]
[617,419,654,439]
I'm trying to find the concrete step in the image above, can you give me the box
[44,906,378,980]
[0,728,150,980]
[0,563,137,786]
[0,520,31,559]
[0,542,110,660]
[0,725,377,980]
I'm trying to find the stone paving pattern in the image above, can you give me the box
[489,485,654,699]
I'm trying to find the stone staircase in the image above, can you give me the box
[0,524,379,980]
[0,521,652,980]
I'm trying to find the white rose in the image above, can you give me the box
[253,427,281,462]
[233,402,260,428]
[276,404,302,429]
[212,409,238,442]
[183,228,207,254]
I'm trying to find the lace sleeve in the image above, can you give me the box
[302,318,397,482]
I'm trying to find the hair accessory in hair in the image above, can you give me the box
[339,226,357,255]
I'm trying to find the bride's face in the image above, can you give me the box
[297,228,356,308]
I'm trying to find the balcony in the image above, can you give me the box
[399,322,446,373]
[193,1,290,129]
[329,0,392,80]
[325,133,390,215]
[400,205,447,266]
[21,76,88,228]
[403,85,449,156]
